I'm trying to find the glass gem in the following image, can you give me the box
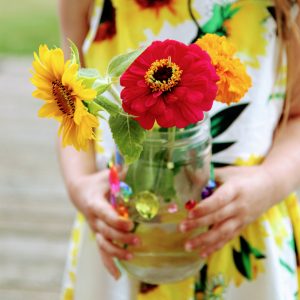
[135,191,159,220]
[120,182,133,199]
[207,179,217,190]
[109,165,120,195]
[185,199,197,211]
[116,204,129,218]
[167,203,178,214]
[201,187,213,199]
[110,194,117,208]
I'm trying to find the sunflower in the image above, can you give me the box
[111,0,191,49]
[207,220,267,288]
[224,1,271,68]
[31,45,98,151]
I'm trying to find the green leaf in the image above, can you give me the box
[212,142,235,154]
[109,115,146,164]
[202,5,224,33]
[233,248,252,280]
[279,258,295,274]
[223,5,240,19]
[107,47,145,78]
[211,103,249,138]
[212,162,230,168]
[93,78,111,95]
[268,92,286,101]
[250,246,266,259]
[195,264,208,292]
[240,236,251,255]
[78,68,100,88]
[87,100,102,115]
[94,95,121,116]
[242,252,252,279]
[69,39,80,66]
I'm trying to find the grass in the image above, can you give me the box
[0,0,60,56]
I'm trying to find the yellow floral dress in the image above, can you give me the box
[61,0,300,299]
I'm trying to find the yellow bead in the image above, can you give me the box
[135,191,159,220]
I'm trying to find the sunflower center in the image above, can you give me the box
[136,0,172,8]
[52,80,75,116]
[145,58,182,92]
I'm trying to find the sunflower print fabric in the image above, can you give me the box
[61,0,300,299]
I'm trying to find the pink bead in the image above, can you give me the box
[168,203,178,214]
[109,165,120,194]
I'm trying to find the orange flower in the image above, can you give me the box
[196,34,252,104]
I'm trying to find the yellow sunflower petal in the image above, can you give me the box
[31,75,52,92]
[74,85,96,101]
[50,48,65,79]
[32,89,54,101]
[38,101,63,118]
[62,63,79,87]
[32,58,53,82]
[76,113,98,146]
[59,117,76,147]
[38,45,54,76]
[73,99,85,125]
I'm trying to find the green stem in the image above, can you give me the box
[168,127,176,162]
[109,85,122,105]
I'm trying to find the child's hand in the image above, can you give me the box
[68,169,139,279]
[180,165,278,257]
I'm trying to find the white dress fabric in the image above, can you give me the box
[61,1,300,299]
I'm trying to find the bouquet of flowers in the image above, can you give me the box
[31,34,251,283]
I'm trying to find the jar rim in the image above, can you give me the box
[143,113,210,146]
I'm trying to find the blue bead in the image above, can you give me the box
[120,182,133,198]
[207,179,217,190]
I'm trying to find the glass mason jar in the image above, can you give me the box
[119,114,211,284]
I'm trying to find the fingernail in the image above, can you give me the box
[128,222,134,231]
[185,243,193,252]
[200,252,207,258]
[133,237,140,245]
[180,224,187,232]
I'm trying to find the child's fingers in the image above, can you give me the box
[96,233,133,261]
[98,246,121,280]
[89,197,134,232]
[95,219,140,246]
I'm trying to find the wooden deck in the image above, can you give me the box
[0,57,75,300]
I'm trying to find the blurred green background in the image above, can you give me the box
[0,0,60,55]
[0,1,74,299]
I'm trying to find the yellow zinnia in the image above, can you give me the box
[196,34,252,105]
[31,45,99,151]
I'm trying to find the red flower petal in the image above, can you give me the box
[136,114,155,130]
[120,39,218,130]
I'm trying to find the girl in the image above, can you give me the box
[59,0,300,299]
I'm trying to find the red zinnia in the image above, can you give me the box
[120,39,219,129]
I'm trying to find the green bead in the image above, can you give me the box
[135,191,159,220]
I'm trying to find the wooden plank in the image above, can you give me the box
[0,57,74,299]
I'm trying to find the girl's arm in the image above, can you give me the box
[57,0,138,279]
